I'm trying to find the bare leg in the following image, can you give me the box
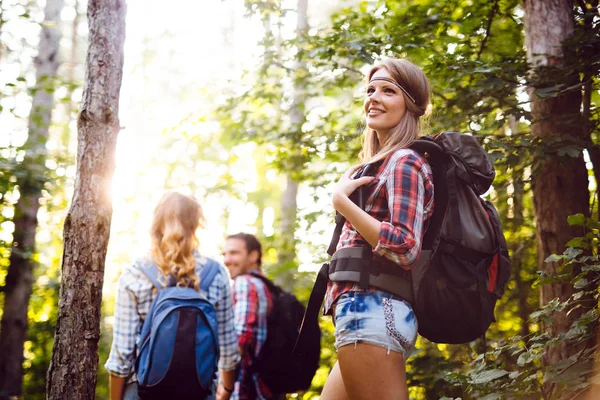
[337,343,409,400]
[320,361,350,400]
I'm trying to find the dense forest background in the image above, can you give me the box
[1,0,600,399]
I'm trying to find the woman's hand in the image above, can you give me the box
[332,164,376,210]
[216,383,232,400]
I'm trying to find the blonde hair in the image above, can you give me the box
[150,192,205,290]
[360,59,431,163]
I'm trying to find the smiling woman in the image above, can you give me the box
[321,58,434,400]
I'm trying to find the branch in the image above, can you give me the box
[477,0,500,59]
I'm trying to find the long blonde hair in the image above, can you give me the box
[150,192,205,290]
[360,59,431,163]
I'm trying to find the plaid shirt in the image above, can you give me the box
[324,148,435,314]
[231,270,274,400]
[105,253,240,381]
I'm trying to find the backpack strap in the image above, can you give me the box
[199,259,221,293]
[327,213,346,256]
[327,162,377,257]
[293,263,329,358]
[140,262,177,290]
[140,258,220,292]
[248,273,281,297]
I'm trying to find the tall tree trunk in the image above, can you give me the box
[46,1,126,398]
[0,0,64,397]
[64,0,81,132]
[522,0,589,367]
[0,0,4,62]
[275,0,307,288]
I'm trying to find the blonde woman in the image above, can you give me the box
[105,192,240,400]
[320,59,434,400]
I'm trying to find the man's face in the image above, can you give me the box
[223,238,256,279]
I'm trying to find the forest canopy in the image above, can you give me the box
[0,0,599,399]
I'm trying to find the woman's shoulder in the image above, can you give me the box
[117,257,155,291]
[193,254,230,286]
[386,147,429,171]
[389,147,424,162]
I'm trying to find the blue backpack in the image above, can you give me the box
[135,259,221,400]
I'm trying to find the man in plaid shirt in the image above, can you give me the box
[223,233,279,400]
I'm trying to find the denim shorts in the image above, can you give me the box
[333,290,418,358]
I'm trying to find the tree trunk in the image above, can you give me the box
[0,0,64,397]
[0,4,3,62]
[275,0,307,288]
[64,0,81,131]
[45,1,126,398]
[522,0,589,367]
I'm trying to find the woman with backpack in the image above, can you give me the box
[105,192,240,400]
[320,58,434,400]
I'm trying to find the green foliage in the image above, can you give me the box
[446,215,600,400]
[2,0,600,399]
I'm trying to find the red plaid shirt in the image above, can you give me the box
[324,148,434,314]
[231,270,274,399]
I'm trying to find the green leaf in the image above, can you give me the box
[566,237,588,249]
[582,264,600,272]
[545,254,565,263]
[567,213,586,226]
[479,394,502,400]
[517,351,535,367]
[564,247,583,260]
[574,278,588,289]
[470,369,510,384]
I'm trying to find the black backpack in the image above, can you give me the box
[295,132,510,346]
[252,275,321,394]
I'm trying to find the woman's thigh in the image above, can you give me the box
[326,291,416,400]
[320,362,350,400]
[338,343,408,400]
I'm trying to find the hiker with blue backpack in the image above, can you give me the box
[105,192,240,400]
[295,57,510,399]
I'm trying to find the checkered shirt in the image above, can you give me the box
[105,253,240,381]
[231,270,274,400]
[324,148,435,314]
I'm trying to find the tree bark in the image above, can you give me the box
[522,0,589,367]
[0,0,64,397]
[45,1,126,399]
[275,0,307,288]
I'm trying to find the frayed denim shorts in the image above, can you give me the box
[333,290,418,358]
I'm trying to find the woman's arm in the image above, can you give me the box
[217,369,236,400]
[215,268,241,371]
[105,267,143,387]
[109,374,126,400]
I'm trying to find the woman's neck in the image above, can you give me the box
[376,130,389,147]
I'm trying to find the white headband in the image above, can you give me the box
[368,77,416,104]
